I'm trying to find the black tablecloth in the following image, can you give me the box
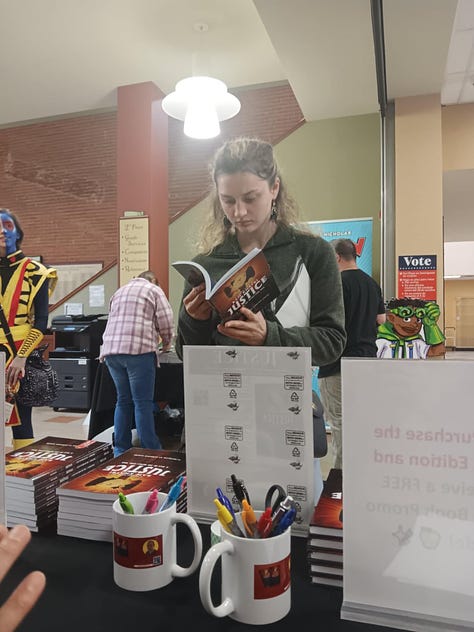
[1,524,394,632]
[88,352,184,439]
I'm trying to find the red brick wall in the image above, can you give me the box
[0,112,117,267]
[0,82,303,267]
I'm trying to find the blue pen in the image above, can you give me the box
[159,475,185,512]
[216,487,235,517]
[272,507,296,536]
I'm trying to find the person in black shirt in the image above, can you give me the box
[318,239,386,469]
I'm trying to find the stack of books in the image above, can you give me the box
[307,467,343,587]
[5,437,113,532]
[56,448,187,541]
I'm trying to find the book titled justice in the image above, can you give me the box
[172,247,279,322]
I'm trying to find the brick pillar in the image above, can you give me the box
[117,82,169,294]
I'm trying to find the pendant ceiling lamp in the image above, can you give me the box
[161,75,241,139]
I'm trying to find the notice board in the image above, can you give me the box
[341,357,474,631]
[183,345,318,537]
[119,216,149,286]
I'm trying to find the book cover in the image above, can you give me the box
[310,573,343,588]
[57,448,186,500]
[5,437,113,487]
[309,467,343,536]
[172,248,279,322]
[309,560,343,575]
[308,535,343,550]
[307,546,343,563]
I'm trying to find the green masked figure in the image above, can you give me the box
[376,297,445,359]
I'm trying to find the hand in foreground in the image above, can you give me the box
[0,524,46,632]
[217,307,267,345]
[183,284,212,321]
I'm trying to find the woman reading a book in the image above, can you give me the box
[0,209,57,450]
[175,137,346,369]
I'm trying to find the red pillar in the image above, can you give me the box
[117,82,169,295]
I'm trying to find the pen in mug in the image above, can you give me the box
[216,487,235,517]
[256,507,272,538]
[230,474,250,508]
[118,492,134,515]
[142,488,159,514]
[271,507,296,536]
[214,498,245,538]
[159,475,185,512]
[261,496,294,538]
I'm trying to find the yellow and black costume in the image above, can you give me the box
[1,250,57,445]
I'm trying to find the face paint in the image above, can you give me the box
[0,212,18,255]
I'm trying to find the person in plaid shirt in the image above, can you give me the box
[100,272,174,456]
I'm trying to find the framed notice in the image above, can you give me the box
[119,216,149,286]
[183,345,318,537]
[398,254,437,300]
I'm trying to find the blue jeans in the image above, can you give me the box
[104,353,162,456]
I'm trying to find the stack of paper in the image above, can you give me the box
[5,437,113,531]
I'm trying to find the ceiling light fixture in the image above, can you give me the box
[161,76,241,139]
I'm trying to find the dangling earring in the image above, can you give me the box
[270,200,278,221]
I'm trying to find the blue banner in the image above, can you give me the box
[306,217,373,275]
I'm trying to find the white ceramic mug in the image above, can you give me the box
[112,491,202,591]
[210,519,221,546]
[199,513,291,624]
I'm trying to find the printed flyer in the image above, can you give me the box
[183,346,317,536]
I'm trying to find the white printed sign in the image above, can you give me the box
[183,346,317,536]
[341,358,474,631]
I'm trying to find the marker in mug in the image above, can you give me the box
[159,476,185,512]
[118,492,134,514]
[143,489,159,514]
[241,499,259,538]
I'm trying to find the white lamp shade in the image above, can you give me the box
[184,99,220,139]
[162,76,241,139]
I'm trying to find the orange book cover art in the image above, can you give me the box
[5,437,110,481]
[172,248,279,322]
[58,449,186,497]
[310,468,343,531]
[210,251,279,322]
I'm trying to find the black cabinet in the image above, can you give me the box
[50,315,107,410]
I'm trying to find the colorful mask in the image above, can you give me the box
[0,211,18,255]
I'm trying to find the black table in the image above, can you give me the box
[1,523,395,632]
[88,352,184,439]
